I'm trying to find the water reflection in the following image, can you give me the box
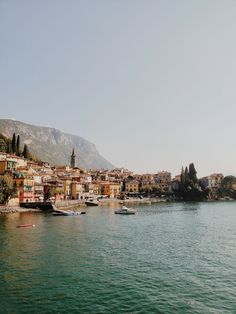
[1,203,236,313]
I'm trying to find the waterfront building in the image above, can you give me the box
[13,173,35,203]
[125,180,140,193]
[200,173,224,189]
[61,178,72,199]
[101,182,121,198]
[43,178,64,201]
[71,181,84,199]
[91,182,102,196]
[154,171,171,192]
[34,183,45,202]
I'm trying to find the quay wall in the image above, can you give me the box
[55,200,86,209]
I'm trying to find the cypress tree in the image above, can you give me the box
[180,167,185,184]
[184,166,189,180]
[12,133,16,154]
[23,144,30,159]
[189,163,197,183]
[16,135,21,156]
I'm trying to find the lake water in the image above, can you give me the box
[0,202,236,313]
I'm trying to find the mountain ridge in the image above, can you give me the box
[0,119,114,169]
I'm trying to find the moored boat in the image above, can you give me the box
[85,199,99,206]
[16,224,35,228]
[53,209,86,216]
[114,206,137,215]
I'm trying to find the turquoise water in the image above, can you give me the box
[0,202,236,313]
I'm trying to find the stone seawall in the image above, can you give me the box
[55,200,86,210]
[20,202,53,211]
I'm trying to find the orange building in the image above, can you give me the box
[101,182,121,198]
[0,160,17,175]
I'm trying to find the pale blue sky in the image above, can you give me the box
[1,0,236,176]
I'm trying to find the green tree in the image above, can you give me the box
[175,163,208,201]
[180,166,185,184]
[219,176,236,199]
[23,144,30,159]
[16,135,21,156]
[189,163,197,183]
[184,166,189,184]
[12,133,16,154]
[0,175,17,204]
[44,186,54,202]
[221,176,236,189]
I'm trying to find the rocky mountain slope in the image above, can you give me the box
[0,119,114,169]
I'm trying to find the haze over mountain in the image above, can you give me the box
[0,119,114,170]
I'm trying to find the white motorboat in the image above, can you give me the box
[115,206,137,215]
[53,209,86,216]
[85,199,99,206]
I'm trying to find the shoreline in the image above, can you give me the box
[1,197,235,214]
[0,206,42,214]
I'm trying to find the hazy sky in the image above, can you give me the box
[1,0,236,176]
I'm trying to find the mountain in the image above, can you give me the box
[0,119,114,169]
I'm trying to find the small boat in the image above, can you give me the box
[115,206,137,215]
[85,199,99,206]
[16,224,35,228]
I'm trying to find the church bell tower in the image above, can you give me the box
[70,148,76,168]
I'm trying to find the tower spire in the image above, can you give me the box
[70,147,76,168]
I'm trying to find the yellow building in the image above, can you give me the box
[71,181,84,199]
[60,179,72,198]
[125,180,139,193]
[92,182,102,196]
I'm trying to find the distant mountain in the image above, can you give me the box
[0,119,114,169]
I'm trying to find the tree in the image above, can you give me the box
[44,186,54,202]
[140,186,153,196]
[12,133,16,154]
[180,167,185,185]
[23,144,30,159]
[219,176,236,199]
[221,176,236,190]
[189,163,197,183]
[175,163,207,201]
[184,166,189,184]
[16,135,21,156]
[0,175,17,204]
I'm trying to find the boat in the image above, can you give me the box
[85,199,99,206]
[16,224,35,228]
[114,206,137,215]
[53,209,86,216]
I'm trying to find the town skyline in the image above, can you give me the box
[0,143,230,205]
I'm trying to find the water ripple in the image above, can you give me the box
[1,202,236,313]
